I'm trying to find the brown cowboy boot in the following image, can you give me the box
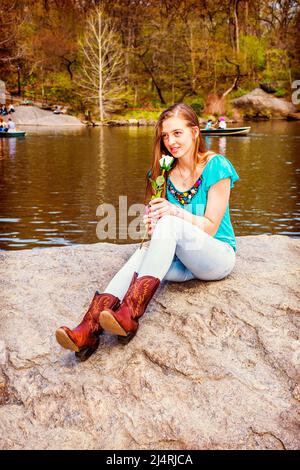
[55,292,120,361]
[99,273,160,343]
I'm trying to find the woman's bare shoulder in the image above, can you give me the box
[206,151,218,162]
[199,151,218,163]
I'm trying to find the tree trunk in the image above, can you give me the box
[223,57,240,97]
[63,58,75,81]
[244,0,249,35]
[124,23,132,88]
[233,0,240,54]
[189,22,196,92]
[172,49,175,104]
[139,55,166,104]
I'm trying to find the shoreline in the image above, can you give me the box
[6,104,300,128]
[83,114,300,127]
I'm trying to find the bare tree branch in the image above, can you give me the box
[78,6,126,120]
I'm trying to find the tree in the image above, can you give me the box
[0,0,25,78]
[78,6,125,121]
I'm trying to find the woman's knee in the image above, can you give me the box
[152,215,180,239]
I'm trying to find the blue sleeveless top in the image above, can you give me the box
[166,154,239,251]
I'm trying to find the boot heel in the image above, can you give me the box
[75,346,98,362]
[117,332,135,344]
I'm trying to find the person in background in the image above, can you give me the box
[218,117,227,129]
[8,104,15,114]
[7,117,16,131]
[205,119,214,130]
[1,105,8,116]
[0,117,8,131]
[53,105,62,114]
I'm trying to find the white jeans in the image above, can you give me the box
[105,215,236,301]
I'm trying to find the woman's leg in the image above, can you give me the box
[137,215,236,281]
[99,215,235,341]
[163,255,195,282]
[55,247,148,358]
[104,246,148,300]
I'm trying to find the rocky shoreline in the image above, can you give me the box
[232,88,298,120]
[7,87,299,127]
[84,118,158,127]
[11,105,84,127]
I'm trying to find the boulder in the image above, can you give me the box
[128,118,139,125]
[11,105,84,126]
[0,235,299,450]
[232,88,296,118]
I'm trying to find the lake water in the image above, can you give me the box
[0,121,299,250]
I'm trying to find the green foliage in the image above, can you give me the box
[24,89,35,99]
[263,49,290,81]
[243,107,272,120]
[184,96,204,116]
[190,99,204,115]
[113,109,163,120]
[240,35,266,73]
[274,88,287,98]
[230,88,251,99]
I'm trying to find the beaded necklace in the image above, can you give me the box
[167,176,202,205]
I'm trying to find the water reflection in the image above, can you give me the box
[219,136,226,155]
[205,136,212,150]
[8,138,17,158]
[0,121,299,250]
[0,142,3,162]
[205,135,227,155]
[96,126,107,202]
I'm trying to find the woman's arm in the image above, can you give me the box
[146,178,231,236]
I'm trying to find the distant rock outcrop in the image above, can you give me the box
[0,235,299,449]
[232,88,296,118]
[11,105,84,126]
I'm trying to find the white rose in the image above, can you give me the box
[159,155,174,170]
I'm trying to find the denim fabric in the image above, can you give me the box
[105,215,236,300]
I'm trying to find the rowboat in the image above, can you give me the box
[200,126,251,136]
[0,131,26,138]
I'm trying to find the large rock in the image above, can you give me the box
[0,235,299,450]
[232,88,296,118]
[11,105,84,126]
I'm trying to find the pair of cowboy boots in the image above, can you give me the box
[99,273,160,343]
[55,273,160,360]
[55,291,120,361]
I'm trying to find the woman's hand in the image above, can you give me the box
[149,198,177,219]
[142,198,181,236]
[142,205,153,237]
[142,204,156,237]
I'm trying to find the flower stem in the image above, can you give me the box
[140,169,166,249]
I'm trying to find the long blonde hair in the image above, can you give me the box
[145,103,208,202]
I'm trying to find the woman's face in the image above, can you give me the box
[161,116,198,160]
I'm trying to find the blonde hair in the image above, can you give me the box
[145,103,208,201]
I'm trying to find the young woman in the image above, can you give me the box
[55,103,239,360]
